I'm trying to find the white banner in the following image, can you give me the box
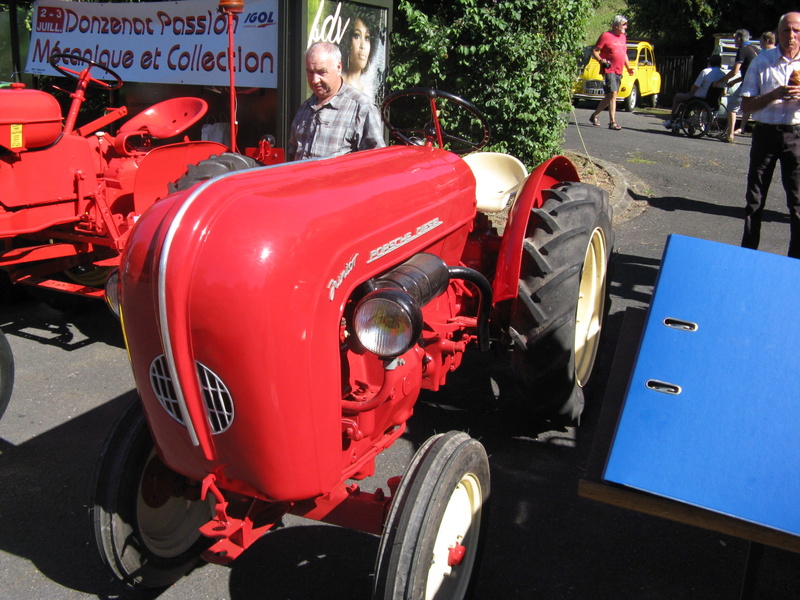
[25,0,279,87]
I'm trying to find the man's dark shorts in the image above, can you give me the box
[603,72,622,94]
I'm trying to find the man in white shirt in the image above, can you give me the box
[739,12,800,257]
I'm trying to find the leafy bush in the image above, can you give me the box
[389,0,593,167]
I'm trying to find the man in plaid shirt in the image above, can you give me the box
[288,42,385,161]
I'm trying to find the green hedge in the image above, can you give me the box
[389,0,593,168]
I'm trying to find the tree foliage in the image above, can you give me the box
[388,0,593,167]
[626,0,788,48]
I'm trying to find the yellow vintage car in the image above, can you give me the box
[573,40,661,111]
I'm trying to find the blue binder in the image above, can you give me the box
[604,234,800,537]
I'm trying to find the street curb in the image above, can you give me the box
[572,152,650,224]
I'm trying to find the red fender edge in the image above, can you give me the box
[492,155,580,303]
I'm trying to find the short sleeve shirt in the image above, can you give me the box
[736,43,759,78]
[595,31,628,75]
[693,66,726,99]
[741,47,800,125]
[287,80,386,161]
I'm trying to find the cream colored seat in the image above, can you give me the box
[462,152,528,212]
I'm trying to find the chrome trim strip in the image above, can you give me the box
[156,165,263,446]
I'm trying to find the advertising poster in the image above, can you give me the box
[24,0,279,87]
[306,0,388,104]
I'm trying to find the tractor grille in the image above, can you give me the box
[149,355,234,434]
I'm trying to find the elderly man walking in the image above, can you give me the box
[588,15,635,131]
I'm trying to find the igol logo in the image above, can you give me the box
[243,11,277,28]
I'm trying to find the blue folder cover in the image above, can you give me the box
[604,234,800,536]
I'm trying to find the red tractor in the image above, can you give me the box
[0,53,271,418]
[91,89,613,598]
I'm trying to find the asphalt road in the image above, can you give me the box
[1,106,799,599]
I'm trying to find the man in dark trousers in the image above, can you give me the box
[739,12,800,257]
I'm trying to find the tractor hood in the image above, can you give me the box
[119,145,477,501]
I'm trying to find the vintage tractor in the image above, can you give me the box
[0,52,275,419]
[91,89,614,598]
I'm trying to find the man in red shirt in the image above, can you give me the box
[589,15,635,130]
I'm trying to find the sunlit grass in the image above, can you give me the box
[584,1,629,44]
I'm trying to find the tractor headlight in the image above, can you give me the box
[104,269,121,319]
[353,288,422,358]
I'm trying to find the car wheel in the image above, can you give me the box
[508,181,614,420]
[624,83,638,112]
[650,93,659,108]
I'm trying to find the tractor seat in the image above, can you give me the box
[119,97,208,139]
[462,152,528,212]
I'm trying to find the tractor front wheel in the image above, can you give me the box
[0,328,13,420]
[508,181,613,420]
[373,431,490,600]
[91,397,214,588]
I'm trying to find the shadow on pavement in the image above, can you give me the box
[642,191,790,224]
[0,391,159,600]
[0,297,125,354]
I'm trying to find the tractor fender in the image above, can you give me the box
[492,155,579,303]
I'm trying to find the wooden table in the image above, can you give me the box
[580,235,800,598]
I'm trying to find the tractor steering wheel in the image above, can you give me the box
[381,88,490,155]
[48,53,123,90]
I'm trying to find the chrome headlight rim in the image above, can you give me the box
[353,288,422,358]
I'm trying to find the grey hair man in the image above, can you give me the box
[588,15,635,130]
[287,41,385,161]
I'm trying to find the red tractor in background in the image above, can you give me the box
[0,52,276,419]
[91,89,614,598]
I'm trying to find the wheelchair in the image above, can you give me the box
[670,86,726,138]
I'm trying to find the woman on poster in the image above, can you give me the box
[339,6,385,103]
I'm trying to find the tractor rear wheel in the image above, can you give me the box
[169,152,261,193]
[508,181,613,421]
[0,328,13,420]
[91,396,214,588]
[373,431,490,600]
